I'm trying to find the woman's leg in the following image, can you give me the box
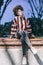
[19,31,28,64]
[17,30,37,54]
[17,31,37,64]
[24,32,37,54]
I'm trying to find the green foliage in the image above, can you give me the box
[29,18,43,37]
[0,25,5,37]
[0,0,3,7]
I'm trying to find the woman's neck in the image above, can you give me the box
[18,15,23,17]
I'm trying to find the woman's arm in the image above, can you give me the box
[26,18,35,38]
[10,18,17,38]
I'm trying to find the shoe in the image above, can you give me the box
[31,47,37,54]
[22,56,27,65]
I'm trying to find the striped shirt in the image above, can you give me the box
[10,16,32,38]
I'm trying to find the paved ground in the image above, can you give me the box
[0,47,43,65]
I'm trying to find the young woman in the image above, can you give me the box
[10,5,37,64]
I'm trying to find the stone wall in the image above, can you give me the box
[0,38,43,65]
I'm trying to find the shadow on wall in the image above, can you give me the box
[22,49,43,65]
[34,54,43,65]
[2,40,43,65]
[2,39,15,65]
[5,47,15,65]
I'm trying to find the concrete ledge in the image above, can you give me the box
[0,38,43,47]
[0,38,43,65]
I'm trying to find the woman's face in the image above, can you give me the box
[17,9,23,16]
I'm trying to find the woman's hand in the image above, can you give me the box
[10,35,13,39]
[31,34,35,38]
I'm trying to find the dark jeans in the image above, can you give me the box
[16,30,32,55]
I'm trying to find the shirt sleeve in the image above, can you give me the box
[10,18,17,37]
[26,18,32,34]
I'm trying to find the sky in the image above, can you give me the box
[0,0,43,24]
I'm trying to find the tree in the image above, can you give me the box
[0,0,12,24]
[24,0,43,37]
[0,0,3,16]
[26,0,43,19]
